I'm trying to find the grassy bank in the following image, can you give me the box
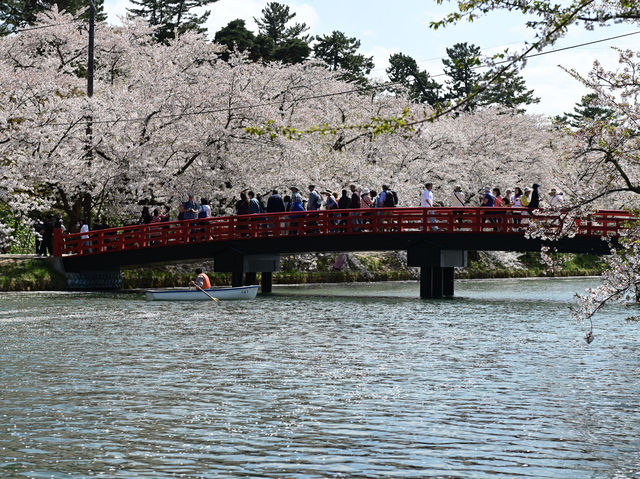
[0,258,67,291]
[0,251,606,291]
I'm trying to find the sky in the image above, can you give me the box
[102,0,640,117]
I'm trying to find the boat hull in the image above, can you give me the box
[145,285,259,301]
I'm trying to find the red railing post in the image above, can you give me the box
[53,227,63,256]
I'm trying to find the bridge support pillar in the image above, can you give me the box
[443,267,455,297]
[419,266,451,299]
[231,270,244,287]
[215,252,280,292]
[409,247,466,299]
[261,272,273,294]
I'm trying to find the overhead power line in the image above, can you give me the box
[12,21,78,33]
[41,29,640,127]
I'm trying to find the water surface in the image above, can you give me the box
[1,278,639,478]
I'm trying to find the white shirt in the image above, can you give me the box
[199,204,211,217]
[451,191,465,207]
[80,223,89,239]
[421,189,434,207]
[549,194,563,209]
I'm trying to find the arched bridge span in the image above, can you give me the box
[53,207,633,297]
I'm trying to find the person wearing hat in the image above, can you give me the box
[548,187,563,210]
[451,185,465,207]
[361,188,374,207]
[323,190,338,210]
[481,186,495,207]
[529,183,541,209]
[290,186,305,211]
[307,184,322,211]
[520,187,532,207]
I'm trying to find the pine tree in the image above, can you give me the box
[127,0,218,43]
[214,19,256,61]
[252,2,310,63]
[481,67,539,112]
[442,42,538,112]
[442,42,483,111]
[313,30,374,85]
[387,52,441,106]
[1,0,106,35]
[555,93,617,128]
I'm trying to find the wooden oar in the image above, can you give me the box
[191,281,220,303]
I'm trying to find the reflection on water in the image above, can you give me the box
[1,278,639,478]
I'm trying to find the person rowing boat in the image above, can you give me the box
[192,267,218,302]
[194,268,211,289]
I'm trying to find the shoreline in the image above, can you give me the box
[0,276,603,295]
[0,254,604,292]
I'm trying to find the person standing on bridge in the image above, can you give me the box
[548,188,563,210]
[529,183,541,210]
[361,188,374,208]
[421,183,435,208]
[290,187,305,211]
[236,191,251,215]
[198,198,211,218]
[307,185,322,211]
[182,195,198,220]
[422,183,438,231]
[481,187,495,207]
[349,184,361,209]
[194,268,211,289]
[267,190,286,213]
[324,190,338,210]
[338,189,350,209]
[248,191,261,214]
[451,185,465,207]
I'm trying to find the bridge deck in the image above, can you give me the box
[53,207,633,271]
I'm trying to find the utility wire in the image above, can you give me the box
[428,30,640,79]
[12,21,78,33]
[44,29,640,127]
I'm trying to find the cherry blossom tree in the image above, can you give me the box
[0,8,577,250]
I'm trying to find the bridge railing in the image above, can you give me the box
[53,207,636,257]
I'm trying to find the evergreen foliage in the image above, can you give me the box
[252,1,311,63]
[214,19,256,61]
[386,52,442,106]
[0,0,105,35]
[555,93,617,129]
[442,42,483,110]
[127,0,218,43]
[313,30,374,85]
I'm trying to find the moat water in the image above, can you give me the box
[1,278,639,478]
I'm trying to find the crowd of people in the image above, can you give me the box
[221,182,563,216]
[231,184,399,216]
[38,181,564,254]
[130,181,566,230]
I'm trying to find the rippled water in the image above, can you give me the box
[1,278,639,478]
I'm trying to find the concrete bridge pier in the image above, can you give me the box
[215,252,280,292]
[408,247,467,299]
[261,272,273,293]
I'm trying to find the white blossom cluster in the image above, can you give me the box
[0,9,580,229]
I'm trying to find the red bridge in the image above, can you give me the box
[53,207,633,297]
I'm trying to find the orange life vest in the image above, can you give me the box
[198,273,211,289]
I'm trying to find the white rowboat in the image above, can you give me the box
[145,285,259,301]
